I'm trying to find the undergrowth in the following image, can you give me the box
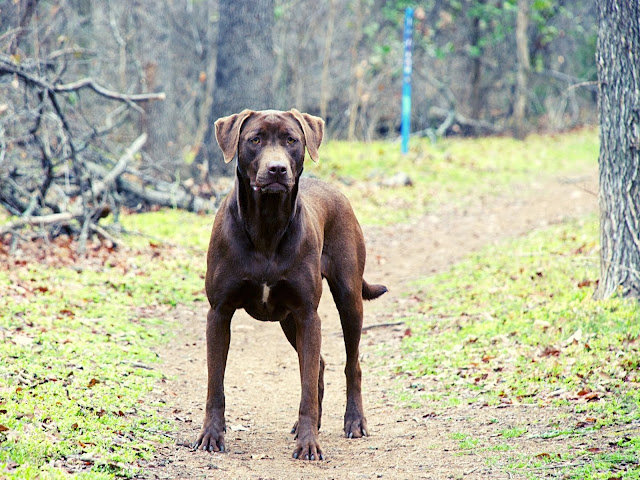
[394,216,640,479]
[0,226,205,478]
[309,128,598,225]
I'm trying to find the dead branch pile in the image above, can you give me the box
[0,55,217,254]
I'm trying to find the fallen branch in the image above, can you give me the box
[84,160,217,213]
[90,133,147,198]
[0,212,74,237]
[120,180,217,213]
[1,135,152,241]
[428,106,502,133]
[90,223,120,246]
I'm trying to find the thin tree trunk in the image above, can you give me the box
[594,0,640,299]
[469,1,484,123]
[347,0,363,141]
[513,0,530,140]
[320,0,337,120]
[8,0,39,55]
[192,1,218,166]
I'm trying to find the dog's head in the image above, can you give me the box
[214,109,324,194]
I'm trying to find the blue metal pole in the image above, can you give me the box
[401,7,414,154]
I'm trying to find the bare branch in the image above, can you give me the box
[91,133,147,197]
[0,58,165,104]
[53,78,165,103]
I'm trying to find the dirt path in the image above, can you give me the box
[144,171,598,479]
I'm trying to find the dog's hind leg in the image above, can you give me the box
[327,277,369,439]
[280,314,325,432]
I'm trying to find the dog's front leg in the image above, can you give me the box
[292,311,324,460]
[194,306,233,453]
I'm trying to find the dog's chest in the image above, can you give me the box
[240,279,295,322]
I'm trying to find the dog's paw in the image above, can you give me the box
[344,414,368,439]
[192,425,226,453]
[292,433,324,461]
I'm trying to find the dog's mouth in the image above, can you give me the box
[251,182,289,194]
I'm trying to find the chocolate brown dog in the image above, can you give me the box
[193,109,387,461]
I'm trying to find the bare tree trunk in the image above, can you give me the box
[192,0,218,167]
[469,2,484,123]
[347,0,363,141]
[7,0,39,55]
[196,0,275,177]
[513,0,530,140]
[133,1,175,168]
[320,0,337,120]
[594,0,640,299]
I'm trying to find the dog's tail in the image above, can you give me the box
[362,280,388,300]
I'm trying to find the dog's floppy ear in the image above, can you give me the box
[214,109,254,163]
[290,109,324,162]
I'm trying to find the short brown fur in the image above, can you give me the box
[193,109,387,461]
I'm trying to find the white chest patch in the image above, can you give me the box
[261,284,271,304]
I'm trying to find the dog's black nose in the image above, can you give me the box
[267,161,288,176]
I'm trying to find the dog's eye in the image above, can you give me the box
[250,137,260,145]
[287,137,296,145]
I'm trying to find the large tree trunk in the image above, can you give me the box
[195,0,275,178]
[594,0,640,299]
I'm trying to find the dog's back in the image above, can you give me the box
[299,177,387,301]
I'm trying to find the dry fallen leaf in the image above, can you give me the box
[11,335,34,346]
[582,391,601,401]
[250,453,271,460]
[577,387,592,397]
[229,424,249,432]
[540,346,561,357]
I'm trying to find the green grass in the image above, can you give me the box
[308,128,598,225]
[0,220,208,478]
[0,128,603,477]
[500,427,528,439]
[394,216,640,478]
[116,209,212,252]
[451,432,480,451]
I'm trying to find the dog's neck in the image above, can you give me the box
[234,167,300,253]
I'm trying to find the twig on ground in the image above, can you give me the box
[362,321,405,331]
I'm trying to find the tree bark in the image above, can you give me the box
[347,0,363,141]
[469,1,484,123]
[594,0,640,299]
[513,0,530,140]
[196,0,275,177]
[320,0,337,121]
